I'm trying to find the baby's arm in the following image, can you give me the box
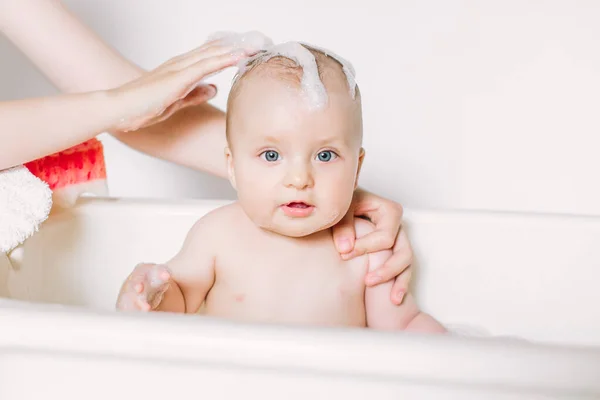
[357,218,446,333]
[116,214,218,314]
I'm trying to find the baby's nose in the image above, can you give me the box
[284,164,314,190]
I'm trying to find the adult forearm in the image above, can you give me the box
[0,0,143,92]
[0,0,230,176]
[114,103,229,179]
[0,91,123,169]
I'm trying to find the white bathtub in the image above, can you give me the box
[0,197,599,399]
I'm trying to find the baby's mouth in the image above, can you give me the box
[281,201,315,217]
[286,202,311,209]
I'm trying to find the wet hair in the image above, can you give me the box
[225,44,361,140]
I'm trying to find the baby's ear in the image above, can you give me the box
[354,148,365,189]
[224,147,237,190]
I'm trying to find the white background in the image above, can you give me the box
[1,0,599,215]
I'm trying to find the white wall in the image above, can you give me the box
[1,0,600,215]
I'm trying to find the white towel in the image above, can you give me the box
[0,165,52,253]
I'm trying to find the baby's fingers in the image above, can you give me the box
[118,264,170,311]
[131,280,153,309]
[118,281,162,312]
[144,264,172,309]
[134,295,152,311]
[116,290,150,312]
[116,272,145,310]
[146,264,171,288]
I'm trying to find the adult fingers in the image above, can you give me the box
[168,43,244,71]
[149,84,218,127]
[171,52,246,92]
[341,229,395,260]
[331,210,356,255]
[390,265,412,305]
[160,38,232,69]
[364,229,413,285]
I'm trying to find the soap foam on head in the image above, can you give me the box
[298,42,357,99]
[207,31,357,110]
[241,42,329,109]
[207,30,274,53]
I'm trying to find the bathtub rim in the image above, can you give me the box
[3,196,600,397]
[50,195,600,223]
[0,298,599,397]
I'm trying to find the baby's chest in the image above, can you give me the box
[215,239,368,304]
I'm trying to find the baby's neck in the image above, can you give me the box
[258,225,332,245]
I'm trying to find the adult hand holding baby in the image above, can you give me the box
[1,0,417,309]
[333,188,413,305]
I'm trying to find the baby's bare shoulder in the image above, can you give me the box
[170,203,248,266]
[185,202,249,244]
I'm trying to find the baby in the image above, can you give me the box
[116,41,446,333]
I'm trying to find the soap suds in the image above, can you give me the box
[299,42,357,99]
[206,31,357,110]
[242,42,329,109]
[207,30,274,53]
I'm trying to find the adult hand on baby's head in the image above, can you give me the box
[116,263,172,312]
[332,188,413,306]
[109,39,256,133]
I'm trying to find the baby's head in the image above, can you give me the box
[225,42,364,237]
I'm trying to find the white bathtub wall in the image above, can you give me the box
[3,198,600,399]
[4,197,600,349]
[1,0,600,216]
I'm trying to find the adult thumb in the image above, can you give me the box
[185,84,217,105]
[332,211,356,254]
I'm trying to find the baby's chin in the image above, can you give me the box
[263,224,325,238]
[258,213,344,238]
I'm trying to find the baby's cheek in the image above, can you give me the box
[317,195,350,230]
[320,176,354,209]
[236,183,275,227]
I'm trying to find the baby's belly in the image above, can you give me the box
[202,272,367,328]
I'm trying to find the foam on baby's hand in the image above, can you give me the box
[146,264,170,289]
[128,264,171,311]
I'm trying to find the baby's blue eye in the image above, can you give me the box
[317,151,337,162]
[261,150,280,162]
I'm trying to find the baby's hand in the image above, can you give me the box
[116,263,172,312]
